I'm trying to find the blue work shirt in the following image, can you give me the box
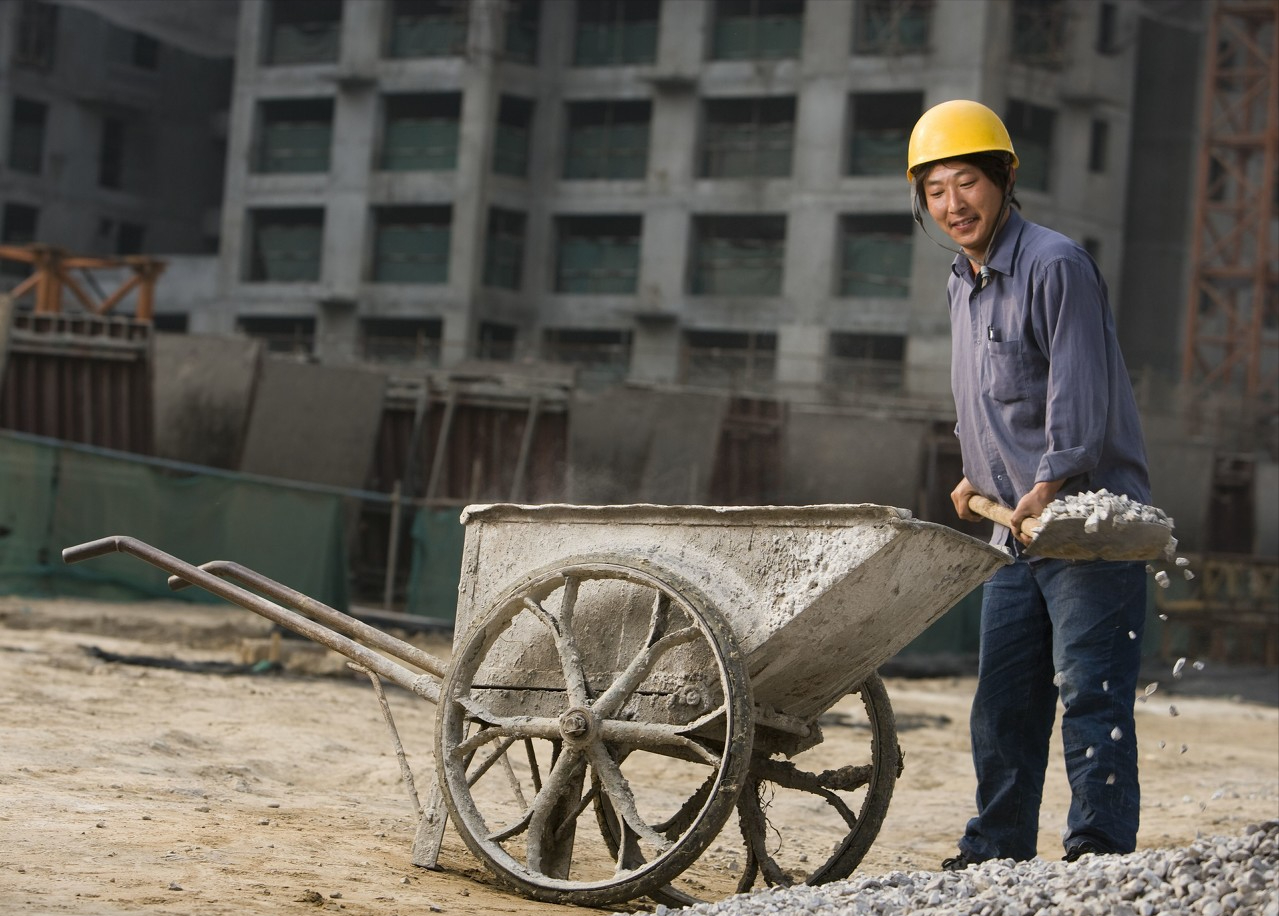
[947,209,1151,544]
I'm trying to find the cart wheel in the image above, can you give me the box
[435,558,753,907]
[605,674,900,906]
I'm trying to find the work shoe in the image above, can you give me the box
[941,851,981,871]
[1063,840,1107,862]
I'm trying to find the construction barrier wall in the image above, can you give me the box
[0,431,349,610]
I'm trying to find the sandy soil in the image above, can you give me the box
[1,595,1276,916]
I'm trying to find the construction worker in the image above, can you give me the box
[906,99,1153,867]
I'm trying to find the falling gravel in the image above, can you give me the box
[654,821,1279,916]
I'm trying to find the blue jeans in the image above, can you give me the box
[958,555,1147,861]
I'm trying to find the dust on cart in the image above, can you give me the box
[65,502,1008,907]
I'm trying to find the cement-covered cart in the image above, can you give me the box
[64,503,1009,907]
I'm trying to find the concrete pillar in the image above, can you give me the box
[440,0,504,366]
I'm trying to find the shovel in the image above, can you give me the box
[968,494,1174,561]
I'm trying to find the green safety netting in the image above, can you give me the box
[406,508,466,623]
[0,432,349,610]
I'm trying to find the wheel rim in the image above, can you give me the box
[612,674,900,906]
[435,559,753,906]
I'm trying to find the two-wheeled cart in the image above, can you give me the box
[64,503,1008,908]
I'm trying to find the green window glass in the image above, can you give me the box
[258,99,333,173]
[266,0,340,65]
[555,216,641,294]
[373,207,451,284]
[564,101,650,180]
[711,0,804,61]
[839,214,913,298]
[1005,99,1055,192]
[494,96,533,177]
[691,216,785,296]
[387,0,467,58]
[249,209,324,282]
[1011,0,1067,68]
[381,94,461,171]
[700,97,794,178]
[504,0,540,63]
[847,91,922,176]
[853,0,932,54]
[483,209,526,290]
[573,0,659,66]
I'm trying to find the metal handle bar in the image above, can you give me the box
[62,536,440,703]
[167,559,447,683]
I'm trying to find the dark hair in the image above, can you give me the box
[913,152,1020,212]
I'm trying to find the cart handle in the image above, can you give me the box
[167,560,447,682]
[62,535,440,703]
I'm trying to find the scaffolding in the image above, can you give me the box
[1181,0,1279,441]
[0,244,165,321]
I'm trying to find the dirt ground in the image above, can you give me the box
[2,595,1276,916]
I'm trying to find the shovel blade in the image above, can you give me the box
[1025,516,1174,561]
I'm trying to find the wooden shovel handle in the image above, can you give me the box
[967,494,1042,540]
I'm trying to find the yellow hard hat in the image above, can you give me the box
[907,100,1018,180]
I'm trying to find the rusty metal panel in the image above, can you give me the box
[0,311,153,454]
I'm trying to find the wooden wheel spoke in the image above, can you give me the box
[593,621,701,719]
[525,748,586,874]
[598,718,723,766]
[523,576,592,707]
[455,714,562,757]
[587,744,670,852]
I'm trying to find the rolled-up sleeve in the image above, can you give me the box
[1031,257,1109,484]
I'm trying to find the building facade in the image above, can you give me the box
[208,0,1139,402]
[0,0,231,264]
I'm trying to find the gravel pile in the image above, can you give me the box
[656,821,1278,916]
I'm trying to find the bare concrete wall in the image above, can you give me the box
[567,387,727,504]
[152,332,261,469]
[781,409,927,510]
[239,358,386,489]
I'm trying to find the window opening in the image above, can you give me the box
[700,97,794,179]
[555,215,642,294]
[564,100,650,180]
[839,214,913,298]
[543,328,632,387]
[847,91,922,176]
[494,95,533,177]
[248,208,324,282]
[362,317,443,363]
[681,329,777,388]
[99,117,126,189]
[483,208,526,290]
[372,206,451,283]
[828,332,905,390]
[267,0,341,65]
[711,0,804,60]
[1088,118,1108,173]
[853,0,931,54]
[1010,0,1068,69]
[573,0,659,66]
[380,93,461,171]
[257,98,334,173]
[1005,100,1054,192]
[15,1,58,70]
[477,321,517,360]
[505,0,541,63]
[690,216,786,296]
[387,0,468,58]
[238,315,316,355]
[8,98,47,174]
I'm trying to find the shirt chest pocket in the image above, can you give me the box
[985,338,1027,403]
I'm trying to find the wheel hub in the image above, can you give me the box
[558,705,597,747]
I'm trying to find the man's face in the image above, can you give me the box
[920,161,1010,260]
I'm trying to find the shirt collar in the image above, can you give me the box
[949,209,1027,283]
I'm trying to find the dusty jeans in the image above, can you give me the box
[958,555,1148,861]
